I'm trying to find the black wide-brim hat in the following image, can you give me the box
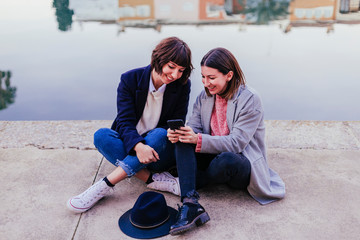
[118,191,178,239]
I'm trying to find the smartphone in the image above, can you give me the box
[167,119,185,130]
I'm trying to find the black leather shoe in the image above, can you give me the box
[169,202,210,235]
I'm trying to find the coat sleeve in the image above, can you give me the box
[200,95,263,154]
[112,74,144,154]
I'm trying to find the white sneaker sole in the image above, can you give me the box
[66,198,90,213]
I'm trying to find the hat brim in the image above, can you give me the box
[118,206,178,239]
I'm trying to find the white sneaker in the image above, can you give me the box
[67,179,113,213]
[147,172,180,196]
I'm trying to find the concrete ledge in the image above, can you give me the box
[265,120,360,150]
[0,120,112,150]
[1,120,360,150]
[0,120,359,240]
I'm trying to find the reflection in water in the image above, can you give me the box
[244,0,289,25]
[64,0,360,34]
[2,0,356,120]
[53,0,74,31]
[340,0,360,13]
[0,71,16,111]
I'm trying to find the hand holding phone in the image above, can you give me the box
[167,119,185,130]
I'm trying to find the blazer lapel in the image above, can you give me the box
[226,98,236,130]
[201,96,214,134]
[226,86,244,129]
[135,66,151,118]
[161,82,177,119]
[136,89,148,118]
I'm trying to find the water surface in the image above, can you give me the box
[1,0,359,121]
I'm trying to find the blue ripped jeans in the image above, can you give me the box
[94,128,176,177]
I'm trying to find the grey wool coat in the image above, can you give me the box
[187,85,285,205]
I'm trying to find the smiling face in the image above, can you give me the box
[152,61,185,88]
[161,61,185,84]
[201,66,233,95]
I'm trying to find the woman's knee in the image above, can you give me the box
[208,152,251,189]
[144,128,168,148]
[220,151,249,162]
[93,128,113,148]
[147,128,167,138]
[214,152,238,167]
[210,152,251,174]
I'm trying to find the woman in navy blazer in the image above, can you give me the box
[67,37,193,213]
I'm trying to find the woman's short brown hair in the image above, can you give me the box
[151,37,193,85]
[201,47,246,99]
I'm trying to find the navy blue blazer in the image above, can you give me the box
[111,65,191,154]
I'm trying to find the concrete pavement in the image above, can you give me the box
[0,120,359,240]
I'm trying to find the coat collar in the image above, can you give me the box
[137,65,152,91]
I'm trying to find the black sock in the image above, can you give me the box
[103,176,115,187]
[146,172,154,184]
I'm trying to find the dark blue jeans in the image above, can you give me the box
[94,128,176,177]
[175,142,251,200]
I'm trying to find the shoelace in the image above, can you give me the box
[176,204,184,218]
[79,183,106,204]
[154,174,173,182]
[151,173,179,194]
[176,203,196,221]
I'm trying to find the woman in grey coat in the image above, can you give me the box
[164,47,285,235]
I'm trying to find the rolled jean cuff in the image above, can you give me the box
[115,159,137,177]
